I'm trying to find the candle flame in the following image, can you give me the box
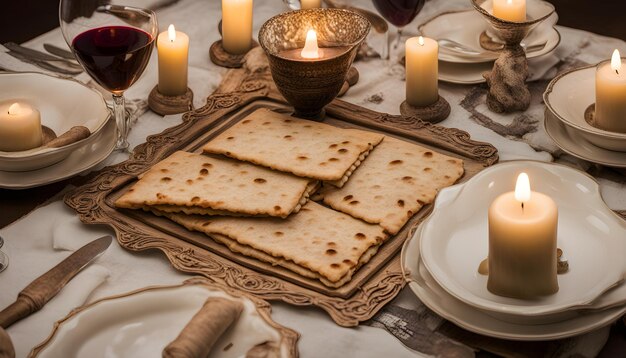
[506,0,513,4]
[514,173,531,204]
[301,29,320,59]
[168,24,176,42]
[8,103,22,115]
[611,49,621,74]
[418,36,424,46]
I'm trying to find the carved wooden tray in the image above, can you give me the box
[65,49,498,327]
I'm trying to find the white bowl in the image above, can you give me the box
[0,72,110,171]
[420,161,626,317]
[544,64,626,152]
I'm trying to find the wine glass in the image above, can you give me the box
[59,1,158,150]
[372,0,425,60]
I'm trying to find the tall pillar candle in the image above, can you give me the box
[0,102,42,152]
[157,24,189,96]
[301,0,322,9]
[487,173,559,298]
[595,49,626,133]
[493,0,526,22]
[222,0,253,55]
[405,36,439,107]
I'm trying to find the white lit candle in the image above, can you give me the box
[595,49,626,133]
[487,173,559,298]
[405,36,439,107]
[0,102,43,152]
[301,29,320,59]
[157,24,189,96]
[222,0,253,55]
[301,0,322,9]
[493,0,526,22]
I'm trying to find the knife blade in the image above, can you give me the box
[0,235,112,328]
[43,43,76,61]
[4,42,68,62]
[5,51,83,76]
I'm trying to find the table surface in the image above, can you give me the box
[1,0,625,357]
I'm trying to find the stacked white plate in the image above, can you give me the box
[419,0,560,84]
[544,65,626,168]
[401,161,626,340]
[0,72,115,189]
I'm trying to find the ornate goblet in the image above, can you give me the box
[471,0,555,113]
[258,9,370,120]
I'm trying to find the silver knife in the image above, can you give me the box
[4,42,66,62]
[43,43,76,61]
[0,235,112,328]
[5,51,83,76]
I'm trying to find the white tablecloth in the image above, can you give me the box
[1,0,625,357]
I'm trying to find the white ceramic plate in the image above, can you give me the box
[544,65,626,152]
[545,109,626,168]
[420,161,626,316]
[402,224,626,340]
[419,9,559,64]
[0,117,115,189]
[0,72,110,171]
[32,280,299,358]
[439,60,492,84]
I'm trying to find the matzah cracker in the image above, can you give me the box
[115,151,316,218]
[202,108,384,186]
[155,201,388,287]
[320,137,464,234]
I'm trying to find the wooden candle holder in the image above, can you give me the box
[209,40,259,69]
[148,86,194,116]
[400,95,451,124]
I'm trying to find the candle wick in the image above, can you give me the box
[617,69,620,75]
[521,202,524,212]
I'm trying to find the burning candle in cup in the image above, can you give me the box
[595,49,626,133]
[0,102,43,152]
[487,172,559,298]
[493,0,526,22]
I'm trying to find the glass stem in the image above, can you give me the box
[112,93,129,151]
[394,27,403,49]
[382,28,390,60]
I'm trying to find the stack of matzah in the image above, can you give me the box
[115,109,465,288]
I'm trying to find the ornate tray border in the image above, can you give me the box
[65,48,498,326]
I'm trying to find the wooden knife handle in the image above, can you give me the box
[0,297,36,329]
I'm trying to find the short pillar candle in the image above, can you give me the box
[157,24,189,96]
[487,173,559,298]
[595,49,626,133]
[0,102,42,152]
[405,36,439,107]
[222,0,254,55]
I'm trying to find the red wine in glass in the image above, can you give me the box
[72,26,154,94]
[372,0,425,27]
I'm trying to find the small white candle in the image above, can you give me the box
[301,0,322,9]
[405,36,439,107]
[222,0,253,55]
[487,173,559,298]
[301,29,320,59]
[595,49,626,133]
[0,102,43,152]
[493,0,526,22]
[157,24,189,96]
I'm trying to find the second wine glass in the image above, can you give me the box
[372,0,425,60]
[59,2,158,150]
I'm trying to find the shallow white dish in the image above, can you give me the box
[0,72,110,171]
[439,60,492,84]
[402,224,626,340]
[31,280,299,357]
[420,9,559,64]
[544,65,626,152]
[545,109,626,168]
[420,161,626,316]
[0,117,115,189]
